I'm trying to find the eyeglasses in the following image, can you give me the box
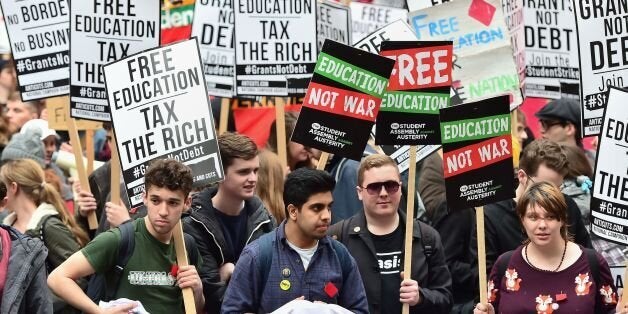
[540,120,565,131]
[360,181,401,195]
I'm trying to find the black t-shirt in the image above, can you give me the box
[370,225,403,313]
[215,208,248,259]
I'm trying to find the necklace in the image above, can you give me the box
[524,240,568,272]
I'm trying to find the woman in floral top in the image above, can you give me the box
[474,182,617,314]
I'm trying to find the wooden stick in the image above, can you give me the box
[219,98,230,135]
[109,133,121,205]
[401,145,417,314]
[476,206,488,305]
[86,130,94,174]
[173,221,196,314]
[275,98,288,170]
[68,119,98,230]
[316,152,329,170]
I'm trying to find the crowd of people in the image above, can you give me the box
[0,49,625,314]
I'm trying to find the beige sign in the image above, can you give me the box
[47,97,102,130]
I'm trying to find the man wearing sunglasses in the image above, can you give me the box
[329,154,453,314]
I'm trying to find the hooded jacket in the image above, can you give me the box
[182,187,275,313]
[0,224,52,313]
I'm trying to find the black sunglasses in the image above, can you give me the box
[360,181,401,195]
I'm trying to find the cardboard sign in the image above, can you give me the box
[353,19,417,54]
[69,0,160,122]
[104,39,223,207]
[439,95,515,210]
[317,0,352,51]
[409,0,523,108]
[350,2,408,45]
[234,0,317,96]
[46,97,102,130]
[291,40,395,161]
[523,0,579,99]
[0,0,69,101]
[591,87,628,245]
[573,1,628,136]
[192,0,235,98]
[377,41,453,145]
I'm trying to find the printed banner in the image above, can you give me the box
[591,87,628,245]
[573,0,628,136]
[69,0,160,121]
[523,0,579,99]
[439,94,514,210]
[192,0,234,98]
[291,39,395,160]
[409,0,522,108]
[104,39,223,207]
[350,2,408,44]
[377,41,453,145]
[317,0,352,51]
[234,0,317,96]
[0,0,69,100]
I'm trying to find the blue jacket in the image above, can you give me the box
[221,221,369,313]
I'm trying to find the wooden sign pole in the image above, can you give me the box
[316,152,329,170]
[110,133,121,205]
[173,221,196,314]
[86,130,94,174]
[68,119,98,230]
[219,98,230,135]
[477,206,488,305]
[401,145,417,314]
[275,97,288,170]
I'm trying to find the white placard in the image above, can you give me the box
[407,0,450,12]
[234,0,317,96]
[104,39,223,206]
[69,0,160,121]
[350,2,408,45]
[0,0,69,100]
[523,0,579,99]
[192,0,235,98]
[573,0,628,136]
[353,19,417,54]
[317,0,351,51]
[0,6,9,53]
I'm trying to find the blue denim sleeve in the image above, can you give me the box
[337,248,369,313]
[221,244,260,313]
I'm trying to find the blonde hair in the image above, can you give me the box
[1,159,89,247]
[256,150,285,222]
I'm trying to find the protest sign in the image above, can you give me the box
[69,0,160,122]
[591,87,628,245]
[503,0,525,89]
[104,39,223,207]
[523,0,578,99]
[407,0,450,12]
[47,97,101,130]
[0,0,69,100]
[611,266,626,295]
[382,144,440,173]
[353,19,417,54]
[409,0,522,108]
[573,0,628,136]
[161,0,195,45]
[234,0,317,96]
[291,39,395,161]
[350,2,408,45]
[317,0,351,51]
[0,7,9,53]
[439,95,515,210]
[377,41,452,145]
[192,0,235,98]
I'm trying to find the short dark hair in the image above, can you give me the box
[519,139,569,177]
[144,159,193,198]
[218,132,258,169]
[283,168,335,218]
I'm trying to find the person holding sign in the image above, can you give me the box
[328,154,453,313]
[473,182,616,314]
[183,132,275,313]
[221,168,369,313]
[48,159,205,314]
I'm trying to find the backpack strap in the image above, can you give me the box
[584,248,602,313]
[330,240,352,283]
[257,232,275,294]
[106,220,135,300]
[417,221,434,260]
